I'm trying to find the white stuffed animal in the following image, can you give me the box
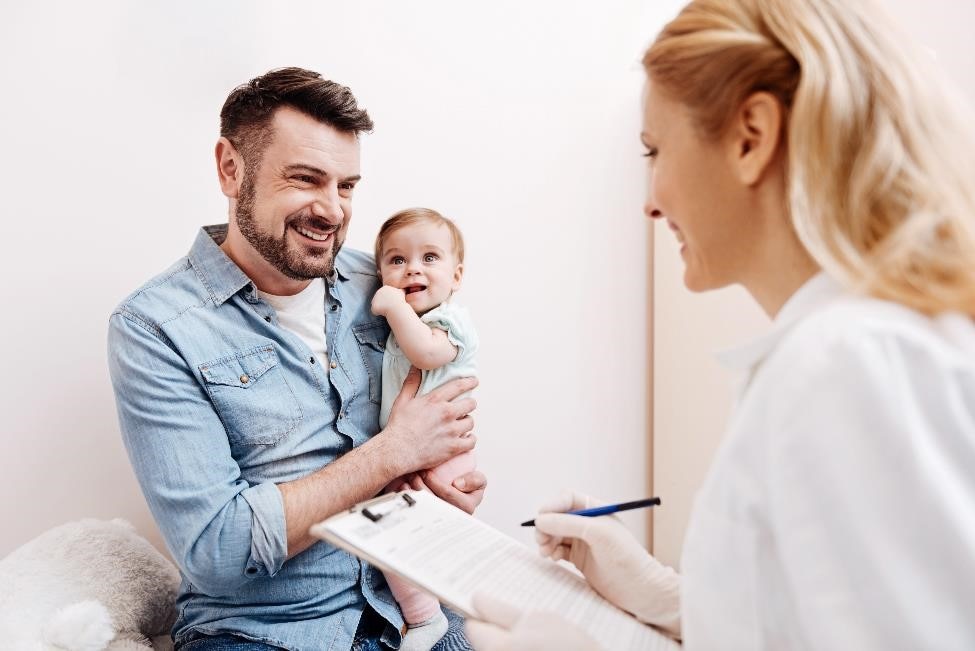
[0,518,180,651]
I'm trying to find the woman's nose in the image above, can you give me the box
[644,203,663,219]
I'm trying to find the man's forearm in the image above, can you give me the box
[279,433,406,558]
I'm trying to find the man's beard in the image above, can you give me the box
[235,174,344,281]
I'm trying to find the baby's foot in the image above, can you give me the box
[398,610,449,651]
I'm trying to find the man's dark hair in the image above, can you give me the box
[219,66,374,171]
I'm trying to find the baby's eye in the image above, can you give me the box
[390,256,405,265]
[423,253,439,263]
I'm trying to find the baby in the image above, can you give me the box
[371,207,478,651]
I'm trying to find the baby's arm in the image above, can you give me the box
[371,286,457,370]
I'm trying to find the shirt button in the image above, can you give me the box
[330,361,337,369]
[330,304,338,311]
[264,316,271,322]
[309,356,316,364]
[240,374,249,384]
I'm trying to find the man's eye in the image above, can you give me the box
[423,253,439,263]
[293,175,315,184]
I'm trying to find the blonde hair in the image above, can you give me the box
[644,0,975,316]
[374,207,465,266]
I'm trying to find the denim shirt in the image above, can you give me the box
[107,225,401,651]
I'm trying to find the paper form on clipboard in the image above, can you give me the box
[309,490,680,650]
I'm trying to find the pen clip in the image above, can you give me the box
[362,492,416,522]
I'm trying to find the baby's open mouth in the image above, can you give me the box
[404,284,426,295]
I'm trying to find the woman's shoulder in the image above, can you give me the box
[785,293,975,373]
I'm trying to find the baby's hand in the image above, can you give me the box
[371,285,406,316]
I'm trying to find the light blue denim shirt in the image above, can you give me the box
[107,225,402,650]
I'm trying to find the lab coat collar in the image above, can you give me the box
[715,272,843,372]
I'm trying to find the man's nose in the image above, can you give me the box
[313,186,344,223]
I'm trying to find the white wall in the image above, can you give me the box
[652,0,975,569]
[0,1,685,558]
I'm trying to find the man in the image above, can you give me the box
[108,67,485,651]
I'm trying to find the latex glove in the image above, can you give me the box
[466,593,602,651]
[534,491,682,638]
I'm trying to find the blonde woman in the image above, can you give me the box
[467,0,975,648]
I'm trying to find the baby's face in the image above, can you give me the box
[378,221,463,314]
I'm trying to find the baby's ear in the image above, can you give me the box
[452,262,464,289]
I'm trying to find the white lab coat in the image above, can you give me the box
[680,273,975,650]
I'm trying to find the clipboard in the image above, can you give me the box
[309,490,680,650]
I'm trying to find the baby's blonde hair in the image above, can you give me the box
[645,0,975,316]
[374,207,465,267]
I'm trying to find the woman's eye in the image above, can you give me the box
[423,253,439,263]
[642,147,658,160]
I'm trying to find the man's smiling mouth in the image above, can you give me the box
[293,224,335,242]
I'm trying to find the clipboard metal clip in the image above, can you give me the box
[362,492,416,522]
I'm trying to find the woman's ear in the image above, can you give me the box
[727,91,784,186]
[215,137,244,199]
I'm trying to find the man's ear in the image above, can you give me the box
[215,137,244,199]
[727,91,784,186]
[452,262,464,291]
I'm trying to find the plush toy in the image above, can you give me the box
[0,518,180,651]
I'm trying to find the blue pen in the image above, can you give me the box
[520,497,661,527]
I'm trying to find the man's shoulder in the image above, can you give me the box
[111,255,209,328]
[336,247,378,279]
[335,248,382,300]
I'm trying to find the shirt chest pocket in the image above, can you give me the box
[352,321,387,405]
[199,346,303,446]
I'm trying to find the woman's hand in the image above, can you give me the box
[466,594,601,651]
[533,491,683,637]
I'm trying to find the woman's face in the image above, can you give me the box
[641,82,753,292]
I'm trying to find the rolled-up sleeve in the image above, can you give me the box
[108,309,288,595]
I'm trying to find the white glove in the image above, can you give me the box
[466,593,602,651]
[534,491,682,638]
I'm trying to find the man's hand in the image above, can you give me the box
[466,594,601,651]
[380,367,478,475]
[371,285,406,317]
[422,469,487,514]
[386,468,486,514]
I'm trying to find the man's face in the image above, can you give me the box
[231,107,361,287]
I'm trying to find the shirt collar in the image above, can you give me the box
[188,224,349,306]
[715,272,843,371]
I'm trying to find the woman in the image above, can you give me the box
[468,0,975,648]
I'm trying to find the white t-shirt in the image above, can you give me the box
[680,273,975,649]
[258,278,328,366]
